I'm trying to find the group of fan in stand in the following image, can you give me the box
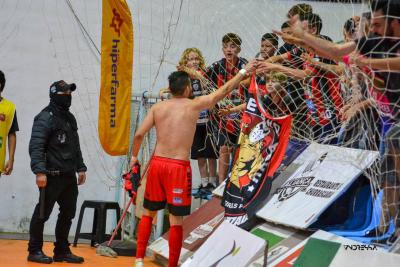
[130,1,400,266]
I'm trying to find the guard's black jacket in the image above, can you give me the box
[29,103,87,175]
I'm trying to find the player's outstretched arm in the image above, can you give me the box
[192,60,257,111]
[288,17,356,61]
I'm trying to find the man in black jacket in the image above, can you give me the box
[27,80,87,264]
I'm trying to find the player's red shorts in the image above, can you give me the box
[143,156,192,216]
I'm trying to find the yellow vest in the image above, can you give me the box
[0,98,16,171]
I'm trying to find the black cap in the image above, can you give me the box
[49,80,76,95]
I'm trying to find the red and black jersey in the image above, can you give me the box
[302,53,343,126]
[206,57,248,134]
[206,57,248,105]
[286,46,306,70]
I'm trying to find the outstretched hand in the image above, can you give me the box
[244,59,259,76]
[349,53,367,68]
[342,105,360,121]
[301,53,316,65]
[256,61,277,75]
[218,108,231,117]
[273,29,304,46]
[339,103,351,120]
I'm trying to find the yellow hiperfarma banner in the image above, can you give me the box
[99,0,133,155]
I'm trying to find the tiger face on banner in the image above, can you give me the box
[223,76,292,229]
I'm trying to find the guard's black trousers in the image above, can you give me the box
[28,173,78,254]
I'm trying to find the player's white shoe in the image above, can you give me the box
[135,259,144,267]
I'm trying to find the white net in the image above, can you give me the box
[135,0,400,248]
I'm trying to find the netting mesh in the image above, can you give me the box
[131,0,400,248]
[32,0,398,251]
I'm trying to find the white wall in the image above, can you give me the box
[0,0,118,234]
[0,0,366,235]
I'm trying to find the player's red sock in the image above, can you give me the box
[168,225,183,267]
[136,215,152,259]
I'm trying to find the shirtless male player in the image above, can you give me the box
[130,61,256,267]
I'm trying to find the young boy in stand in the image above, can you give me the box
[206,33,248,186]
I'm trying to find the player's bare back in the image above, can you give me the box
[152,97,199,161]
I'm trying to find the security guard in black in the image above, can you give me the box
[27,80,86,264]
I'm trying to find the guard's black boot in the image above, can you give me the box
[27,250,53,264]
[53,253,84,263]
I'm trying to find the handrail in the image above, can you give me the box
[131,91,167,103]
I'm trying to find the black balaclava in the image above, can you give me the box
[49,80,76,110]
[50,94,72,109]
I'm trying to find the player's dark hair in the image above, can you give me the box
[168,71,190,96]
